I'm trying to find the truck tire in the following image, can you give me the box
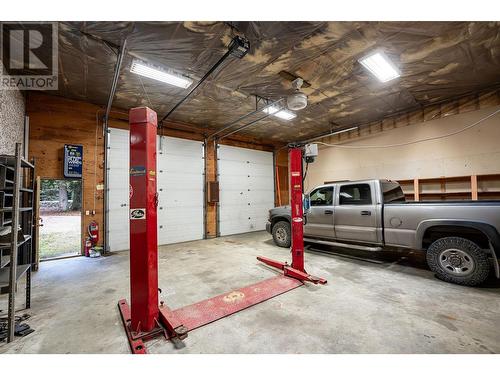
[426,236,490,286]
[272,221,291,248]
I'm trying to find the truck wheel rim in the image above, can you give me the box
[439,248,475,276]
[276,228,286,242]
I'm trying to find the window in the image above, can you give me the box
[309,186,334,206]
[339,184,372,205]
[381,181,406,203]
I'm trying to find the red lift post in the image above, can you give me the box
[118,107,326,354]
[257,147,327,284]
[128,107,159,333]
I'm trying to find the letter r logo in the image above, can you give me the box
[1,23,54,74]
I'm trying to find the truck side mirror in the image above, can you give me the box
[303,194,311,214]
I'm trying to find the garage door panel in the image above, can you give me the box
[159,137,202,157]
[218,175,250,189]
[248,177,273,189]
[246,189,274,202]
[220,190,273,205]
[218,145,270,163]
[108,148,129,166]
[158,155,203,173]
[108,189,129,207]
[158,196,203,208]
[219,205,270,221]
[157,173,203,187]
[248,163,273,175]
[158,207,203,224]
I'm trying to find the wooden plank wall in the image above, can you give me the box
[275,148,289,206]
[27,92,283,249]
[27,92,112,248]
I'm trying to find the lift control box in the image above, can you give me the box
[304,143,318,163]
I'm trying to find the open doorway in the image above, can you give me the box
[39,179,82,260]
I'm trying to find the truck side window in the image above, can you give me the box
[309,187,334,206]
[339,184,372,205]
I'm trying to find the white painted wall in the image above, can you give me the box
[305,105,500,190]
[0,61,25,155]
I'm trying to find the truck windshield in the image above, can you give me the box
[381,181,406,203]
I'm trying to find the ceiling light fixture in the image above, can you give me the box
[359,51,400,83]
[287,78,308,111]
[130,60,193,89]
[263,105,297,120]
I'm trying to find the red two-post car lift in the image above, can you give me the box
[118,107,327,354]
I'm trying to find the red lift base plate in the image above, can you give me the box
[257,256,327,285]
[117,299,148,354]
[175,275,302,331]
[118,275,302,353]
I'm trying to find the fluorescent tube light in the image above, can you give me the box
[130,60,193,89]
[359,51,400,83]
[263,105,297,120]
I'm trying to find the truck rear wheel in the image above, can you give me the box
[426,236,490,286]
[272,221,291,248]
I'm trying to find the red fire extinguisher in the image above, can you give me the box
[84,237,92,257]
[88,221,99,245]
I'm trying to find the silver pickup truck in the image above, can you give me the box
[266,179,500,286]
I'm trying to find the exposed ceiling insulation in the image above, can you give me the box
[27,21,500,142]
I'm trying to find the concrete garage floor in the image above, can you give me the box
[1,231,499,354]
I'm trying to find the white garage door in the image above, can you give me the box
[156,136,204,245]
[107,129,204,251]
[107,128,130,252]
[218,145,274,236]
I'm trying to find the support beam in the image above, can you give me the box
[103,39,127,253]
[471,175,478,200]
[104,39,127,126]
[204,139,218,238]
[414,178,420,202]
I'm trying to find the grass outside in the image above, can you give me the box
[40,212,81,259]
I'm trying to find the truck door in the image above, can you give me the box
[334,182,381,244]
[304,186,335,239]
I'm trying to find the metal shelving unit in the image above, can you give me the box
[0,143,35,343]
